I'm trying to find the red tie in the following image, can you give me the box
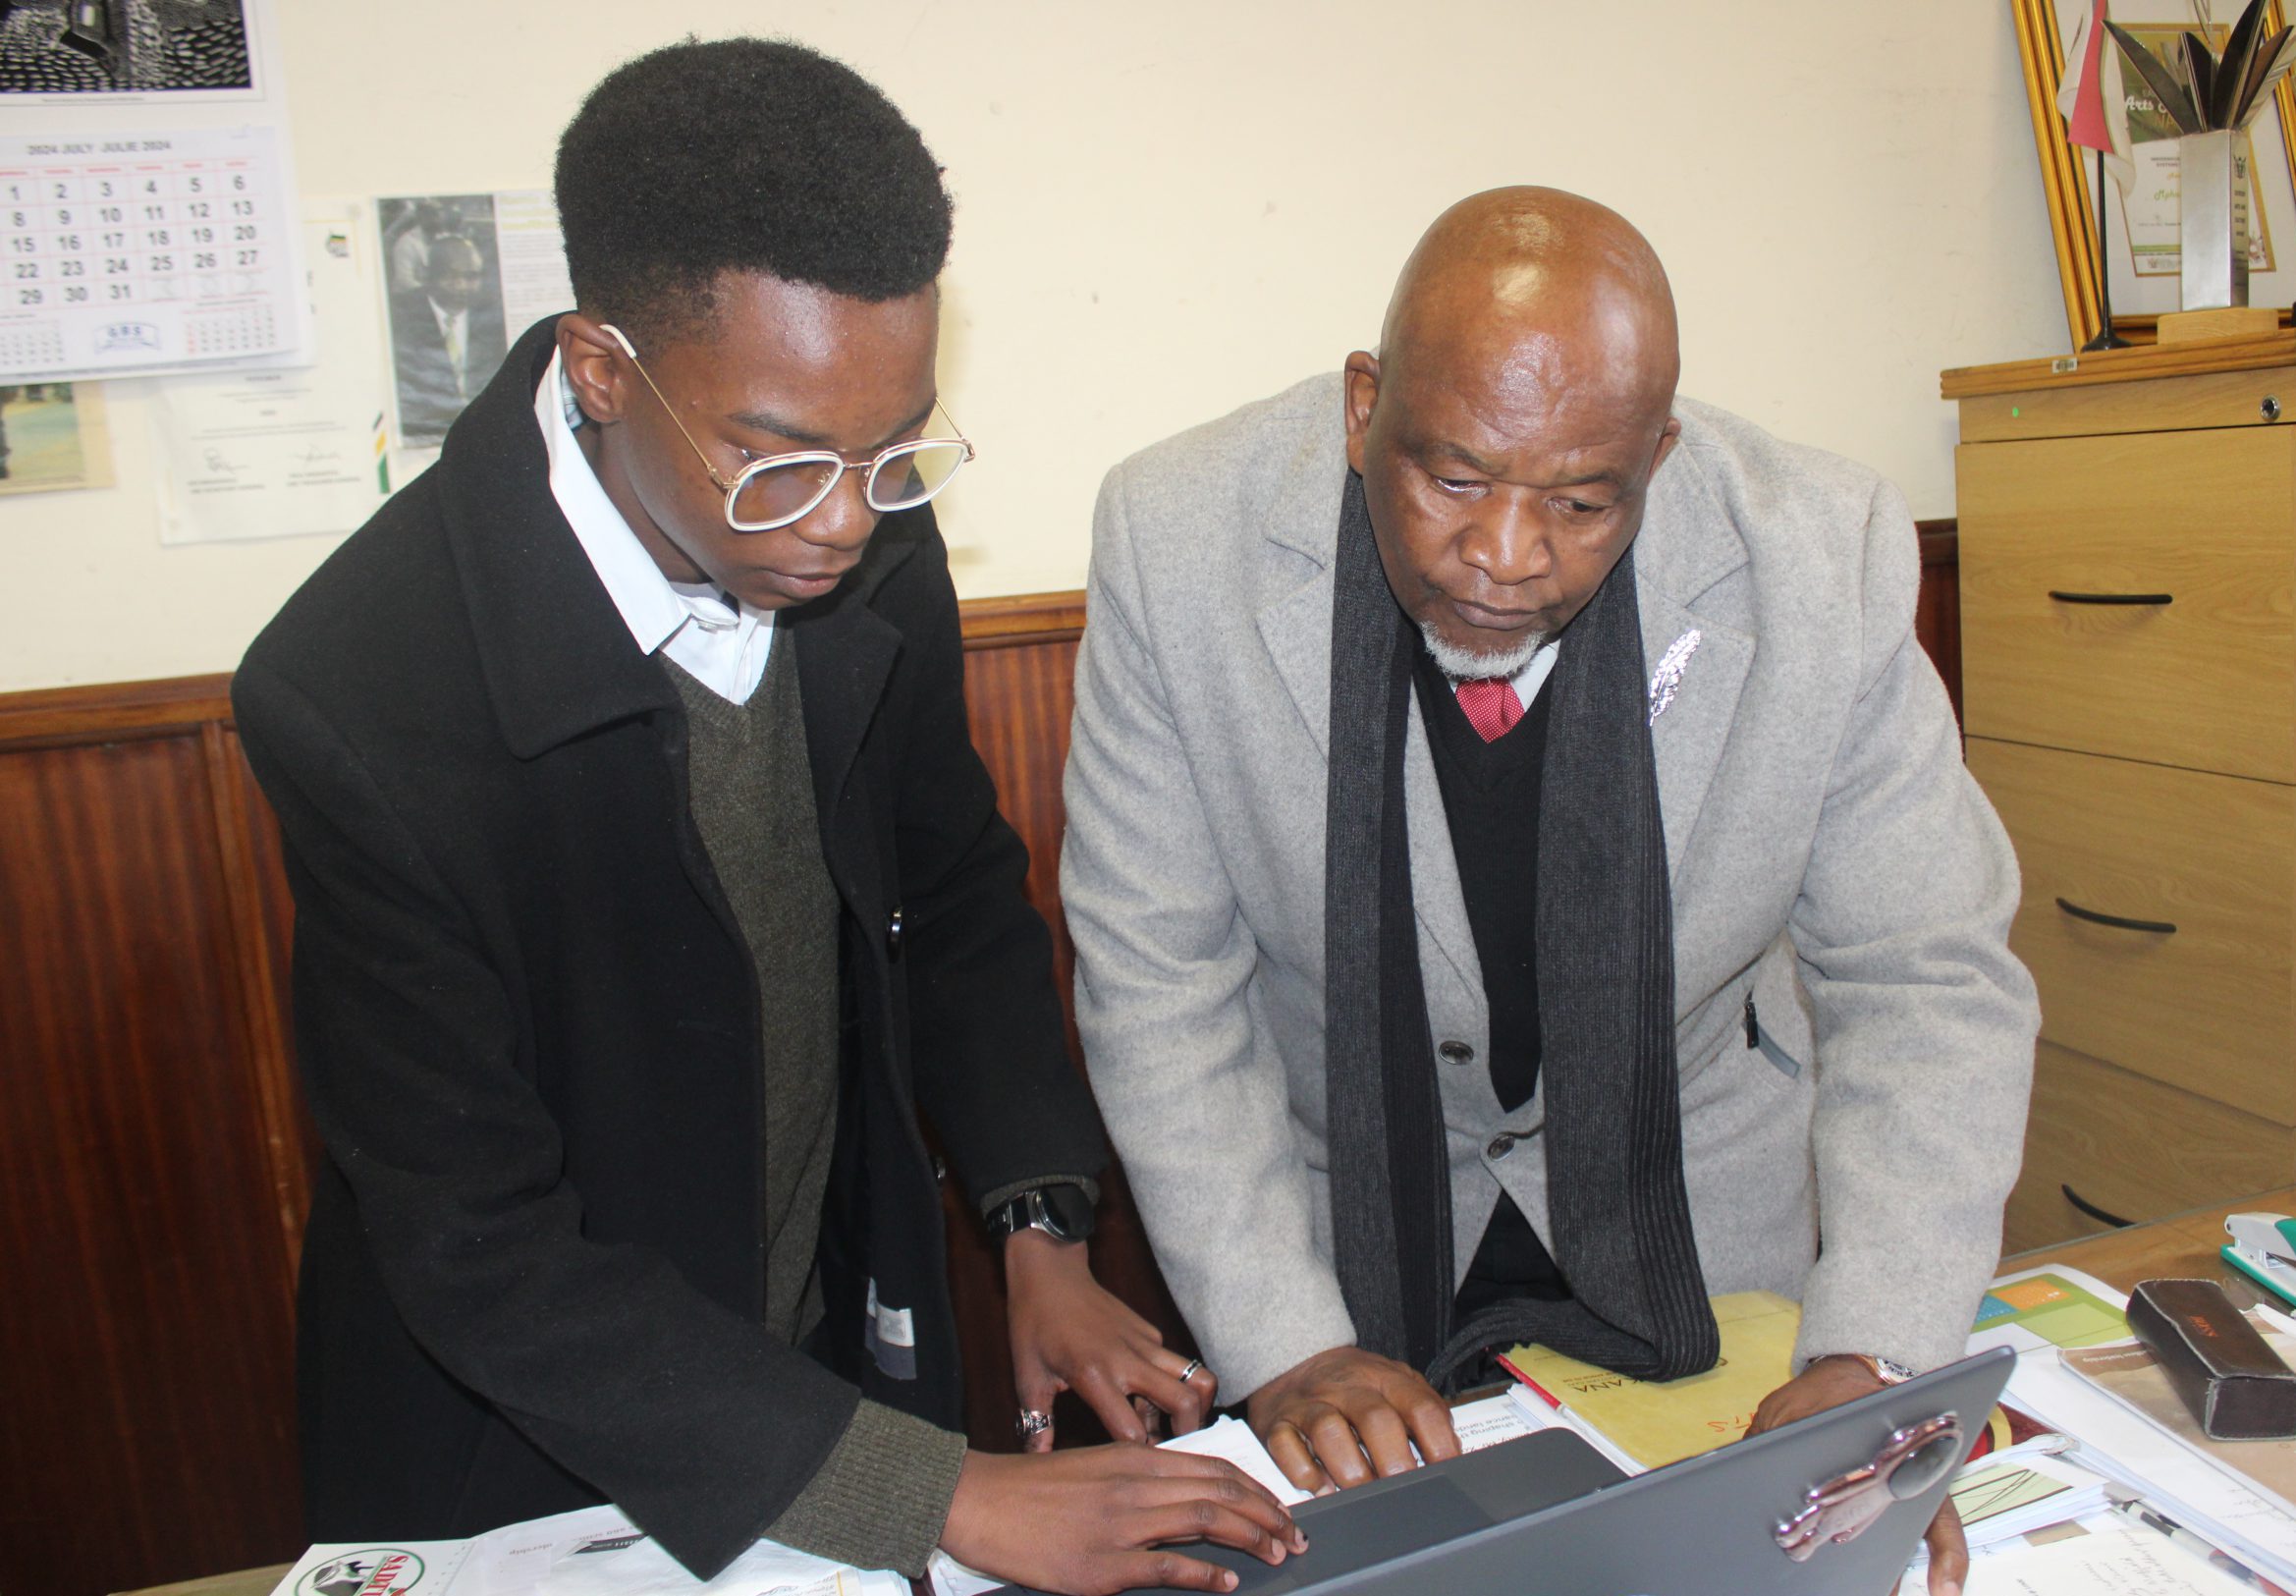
[1454,678,1523,743]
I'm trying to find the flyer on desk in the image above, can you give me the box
[268,1504,906,1596]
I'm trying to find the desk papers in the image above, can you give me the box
[1974,1266,2134,1355]
[1899,1517,2262,1595]
[266,1505,907,1596]
[2066,1314,2296,1516]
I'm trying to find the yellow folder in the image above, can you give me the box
[1501,1291,1803,1470]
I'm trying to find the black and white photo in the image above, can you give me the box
[0,0,253,95]
[377,193,508,446]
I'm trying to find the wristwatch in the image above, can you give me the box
[985,1184,1096,1243]
[1835,1352,1917,1386]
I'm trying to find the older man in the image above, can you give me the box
[1063,188,2037,1593]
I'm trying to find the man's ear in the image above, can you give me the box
[1341,351,1380,476]
[1648,415,1683,479]
[557,313,630,426]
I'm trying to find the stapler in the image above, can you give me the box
[2222,1212,2296,1308]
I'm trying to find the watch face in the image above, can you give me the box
[1038,1183,1096,1239]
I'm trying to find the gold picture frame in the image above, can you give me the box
[2011,0,2296,345]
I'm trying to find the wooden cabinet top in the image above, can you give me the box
[1941,333,2296,399]
[1944,338,2296,442]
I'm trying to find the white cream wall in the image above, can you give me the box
[0,0,2067,692]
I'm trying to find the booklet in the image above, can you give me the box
[266,1504,907,1596]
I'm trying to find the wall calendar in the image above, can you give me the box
[0,123,298,379]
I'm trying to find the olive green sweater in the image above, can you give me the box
[670,651,967,1575]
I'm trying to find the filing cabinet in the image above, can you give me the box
[1944,341,2296,1251]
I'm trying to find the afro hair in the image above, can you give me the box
[554,37,953,345]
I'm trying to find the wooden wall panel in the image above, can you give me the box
[959,595,1085,1038]
[945,597,1197,1454]
[1917,521,1962,725]
[0,718,304,1596]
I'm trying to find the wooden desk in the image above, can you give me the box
[122,1193,2296,1596]
[2009,1184,2296,1299]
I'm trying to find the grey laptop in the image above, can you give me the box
[991,1347,2014,1596]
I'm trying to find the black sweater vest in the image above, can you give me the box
[1412,645,1573,1315]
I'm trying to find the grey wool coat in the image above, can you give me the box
[1061,374,2040,1399]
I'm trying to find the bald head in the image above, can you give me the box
[1342,188,1685,677]
[1380,187,1678,427]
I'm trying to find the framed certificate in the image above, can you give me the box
[2010,0,2296,345]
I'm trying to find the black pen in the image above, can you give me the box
[2110,1498,2292,1594]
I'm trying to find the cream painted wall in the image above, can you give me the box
[0,0,2067,692]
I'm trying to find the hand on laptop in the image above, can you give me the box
[943,1445,1308,1594]
[1246,1345,1462,1493]
[1748,1355,1967,1596]
[1005,1229,1220,1450]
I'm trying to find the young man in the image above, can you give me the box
[237,39,1299,1595]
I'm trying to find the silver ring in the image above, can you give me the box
[1016,1407,1054,1440]
[1176,1358,1205,1384]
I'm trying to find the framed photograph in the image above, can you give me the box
[2011,0,2296,345]
[0,0,261,100]
[0,380,114,496]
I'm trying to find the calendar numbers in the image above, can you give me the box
[0,133,294,373]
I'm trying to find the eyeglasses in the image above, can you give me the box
[600,323,975,533]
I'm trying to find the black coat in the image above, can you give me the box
[234,318,1104,1577]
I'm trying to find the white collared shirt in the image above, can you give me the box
[1499,641,1559,706]
[1449,639,1560,710]
[535,349,775,704]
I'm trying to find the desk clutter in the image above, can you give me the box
[259,1240,2296,1596]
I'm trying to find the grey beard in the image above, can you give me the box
[1419,621,1552,683]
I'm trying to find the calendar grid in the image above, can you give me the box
[0,127,298,377]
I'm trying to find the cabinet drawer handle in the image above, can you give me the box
[2047,590,2174,606]
[2061,1184,2137,1229]
[2055,896,2177,935]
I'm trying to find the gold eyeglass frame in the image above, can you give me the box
[599,322,975,532]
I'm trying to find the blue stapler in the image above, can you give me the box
[2223,1213,2296,1308]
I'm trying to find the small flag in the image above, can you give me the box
[2061,0,2137,193]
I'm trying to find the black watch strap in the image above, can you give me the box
[986,1183,1096,1242]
